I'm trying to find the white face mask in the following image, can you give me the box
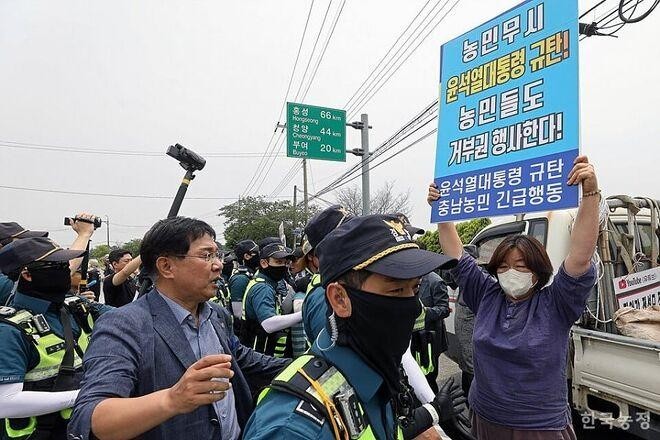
[498,269,536,298]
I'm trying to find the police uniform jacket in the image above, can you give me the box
[243,329,399,439]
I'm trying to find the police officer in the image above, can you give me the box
[240,243,301,358]
[228,239,259,323]
[395,214,451,395]
[243,214,467,439]
[300,205,353,343]
[0,223,48,306]
[0,237,112,440]
[210,251,234,310]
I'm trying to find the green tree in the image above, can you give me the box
[219,196,318,249]
[123,238,142,257]
[90,244,111,259]
[417,217,491,253]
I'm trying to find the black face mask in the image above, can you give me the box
[336,286,422,398]
[18,265,71,304]
[261,264,288,282]
[244,256,259,271]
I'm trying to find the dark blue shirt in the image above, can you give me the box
[228,272,250,303]
[452,253,596,430]
[243,329,397,439]
[301,285,327,343]
[0,272,14,305]
[244,272,279,323]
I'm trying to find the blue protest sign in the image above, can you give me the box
[432,0,579,222]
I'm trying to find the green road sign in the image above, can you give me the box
[286,102,346,162]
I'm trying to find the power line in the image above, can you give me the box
[0,184,291,200]
[292,0,334,103]
[249,0,346,197]
[319,128,438,194]
[0,140,285,158]
[269,160,304,198]
[347,0,462,120]
[300,0,347,100]
[345,0,447,116]
[241,0,316,196]
[342,0,436,110]
[314,99,439,197]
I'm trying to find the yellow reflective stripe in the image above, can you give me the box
[5,417,36,438]
[242,277,265,320]
[413,301,425,332]
[306,273,322,294]
[257,355,314,403]
[60,407,73,420]
[24,328,90,382]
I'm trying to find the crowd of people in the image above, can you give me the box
[0,156,600,440]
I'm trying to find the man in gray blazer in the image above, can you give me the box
[68,217,289,440]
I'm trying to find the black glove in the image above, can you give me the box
[432,377,467,423]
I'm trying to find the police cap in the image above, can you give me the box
[260,243,294,260]
[394,212,425,236]
[303,205,353,253]
[0,237,86,273]
[234,240,259,259]
[316,214,457,287]
[0,222,48,246]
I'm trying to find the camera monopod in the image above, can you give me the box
[137,144,207,296]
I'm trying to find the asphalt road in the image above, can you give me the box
[435,354,641,440]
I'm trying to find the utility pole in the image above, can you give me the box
[360,113,370,215]
[347,113,372,215]
[104,215,110,247]
[292,185,298,247]
[303,159,309,223]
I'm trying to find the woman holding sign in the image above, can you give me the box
[427,155,599,439]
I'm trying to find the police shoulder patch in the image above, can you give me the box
[294,399,325,426]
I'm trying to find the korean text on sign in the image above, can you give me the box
[432,0,580,222]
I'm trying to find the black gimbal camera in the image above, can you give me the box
[166,143,206,172]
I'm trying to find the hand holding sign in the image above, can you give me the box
[567,155,598,194]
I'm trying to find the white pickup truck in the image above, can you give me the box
[444,195,660,439]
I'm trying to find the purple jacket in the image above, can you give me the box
[452,253,595,430]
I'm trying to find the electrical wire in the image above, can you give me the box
[0,184,291,200]
[270,160,304,198]
[347,0,462,120]
[342,0,436,110]
[299,0,347,100]
[314,127,437,196]
[0,140,284,158]
[247,0,346,197]
[618,0,659,22]
[292,0,334,103]
[322,99,438,189]
[241,0,316,196]
[345,0,453,118]
[312,103,438,198]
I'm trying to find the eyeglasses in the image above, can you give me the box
[175,251,223,263]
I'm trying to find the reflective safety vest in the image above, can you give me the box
[1,306,93,439]
[241,276,289,358]
[306,273,322,295]
[258,354,403,440]
[411,302,434,375]
[210,279,231,308]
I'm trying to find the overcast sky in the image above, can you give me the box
[1,0,658,249]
